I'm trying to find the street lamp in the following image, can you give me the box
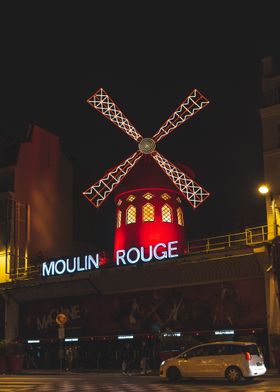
[258,184,278,238]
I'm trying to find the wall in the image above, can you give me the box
[14,125,73,260]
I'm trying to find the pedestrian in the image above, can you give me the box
[65,346,74,371]
[121,342,133,375]
[26,347,38,369]
[139,341,152,375]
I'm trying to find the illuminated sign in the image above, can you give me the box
[214,330,235,335]
[65,338,79,342]
[42,240,179,277]
[116,241,178,265]
[42,255,99,277]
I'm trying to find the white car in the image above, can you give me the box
[160,341,266,383]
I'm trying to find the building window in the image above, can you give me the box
[161,193,171,200]
[177,207,184,226]
[126,205,136,224]
[116,209,122,228]
[143,203,155,222]
[143,192,153,200]
[127,194,136,202]
[162,204,172,222]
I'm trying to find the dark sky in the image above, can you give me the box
[0,6,279,250]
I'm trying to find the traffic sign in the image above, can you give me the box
[56,313,68,325]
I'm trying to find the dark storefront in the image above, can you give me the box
[19,277,268,369]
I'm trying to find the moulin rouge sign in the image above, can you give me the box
[42,240,179,277]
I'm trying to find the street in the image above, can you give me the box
[0,373,280,392]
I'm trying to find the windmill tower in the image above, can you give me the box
[83,88,210,259]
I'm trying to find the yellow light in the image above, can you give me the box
[258,185,270,195]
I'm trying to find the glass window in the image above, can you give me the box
[229,345,244,355]
[127,194,136,202]
[143,203,155,222]
[162,204,172,222]
[143,192,153,200]
[208,344,227,356]
[126,205,136,224]
[186,346,208,358]
[161,193,171,200]
[177,207,184,226]
[116,209,122,228]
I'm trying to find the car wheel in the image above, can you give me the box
[225,366,242,383]
[166,366,182,382]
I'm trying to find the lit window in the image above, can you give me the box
[117,209,122,228]
[176,197,181,204]
[143,203,155,222]
[127,195,136,202]
[126,205,136,224]
[162,204,172,222]
[117,199,122,206]
[177,207,184,226]
[161,193,171,200]
[143,192,153,200]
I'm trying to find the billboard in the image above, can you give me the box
[20,278,266,338]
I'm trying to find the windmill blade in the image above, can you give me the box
[151,151,210,208]
[152,89,209,143]
[83,151,143,208]
[87,88,143,143]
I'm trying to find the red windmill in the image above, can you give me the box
[83,88,210,260]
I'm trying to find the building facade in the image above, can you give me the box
[260,56,280,347]
[1,64,280,369]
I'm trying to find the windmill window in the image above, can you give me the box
[127,194,136,202]
[143,192,153,200]
[177,207,184,226]
[162,204,172,223]
[143,203,155,222]
[126,205,136,224]
[116,209,122,228]
[117,199,122,206]
[176,197,181,204]
[161,193,171,200]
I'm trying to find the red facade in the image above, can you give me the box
[113,158,193,259]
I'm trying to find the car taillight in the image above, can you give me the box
[244,351,251,361]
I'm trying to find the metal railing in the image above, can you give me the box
[7,224,270,282]
[186,225,269,255]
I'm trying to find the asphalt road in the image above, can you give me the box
[0,374,280,392]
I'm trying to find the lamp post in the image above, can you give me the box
[258,184,278,238]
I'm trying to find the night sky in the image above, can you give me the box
[0,7,279,251]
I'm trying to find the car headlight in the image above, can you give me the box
[160,360,166,366]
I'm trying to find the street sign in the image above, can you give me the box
[56,313,68,325]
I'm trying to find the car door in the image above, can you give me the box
[178,346,208,377]
[193,344,223,377]
[203,344,228,376]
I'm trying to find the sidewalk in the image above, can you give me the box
[18,367,280,377]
